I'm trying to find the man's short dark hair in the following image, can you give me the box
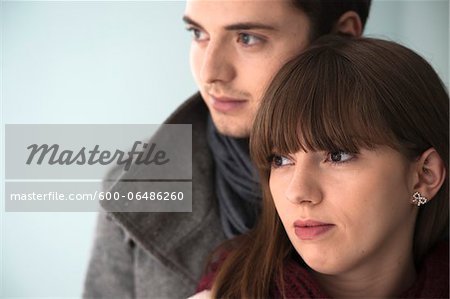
[293,0,372,40]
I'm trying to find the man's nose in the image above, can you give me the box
[200,40,236,84]
[284,166,323,205]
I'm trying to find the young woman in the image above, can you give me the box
[191,35,449,298]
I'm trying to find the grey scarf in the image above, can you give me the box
[206,116,262,238]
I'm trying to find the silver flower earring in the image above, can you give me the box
[412,191,428,207]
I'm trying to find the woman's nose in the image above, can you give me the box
[284,166,324,205]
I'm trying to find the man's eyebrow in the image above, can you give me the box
[183,16,204,29]
[183,15,277,31]
[224,22,277,31]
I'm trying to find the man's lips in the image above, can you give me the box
[210,96,247,113]
[293,220,335,240]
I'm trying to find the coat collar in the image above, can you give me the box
[100,93,224,283]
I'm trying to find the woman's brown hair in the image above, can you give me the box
[210,35,449,298]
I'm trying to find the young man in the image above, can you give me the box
[84,1,371,298]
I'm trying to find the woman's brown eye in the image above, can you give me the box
[330,151,343,162]
[270,155,292,168]
[273,155,283,166]
[328,151,354,163]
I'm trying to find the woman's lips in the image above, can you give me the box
[210,96,247,113]
[294,220,335,240]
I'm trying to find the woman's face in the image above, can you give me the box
[269,146,419,275]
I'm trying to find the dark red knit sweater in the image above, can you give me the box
[197,242,449,298]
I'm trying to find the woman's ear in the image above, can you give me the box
[413,148,446,201]
[332,11,363,37]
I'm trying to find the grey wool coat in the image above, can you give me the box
[83,93,227,299]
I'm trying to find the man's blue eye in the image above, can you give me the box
[193,29,200,39]
[187,28,207,41]
[238,33,261,46]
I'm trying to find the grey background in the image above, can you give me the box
[1,0,449,297]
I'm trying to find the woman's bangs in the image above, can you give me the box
[251,49,400,171]
[294,80,399,154]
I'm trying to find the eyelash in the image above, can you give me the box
[268,151,357,169]
[268,154,293,169]
[237,32,265,47]
[186,27,202,40]
[326,151,356,165]
[186,27,264,47]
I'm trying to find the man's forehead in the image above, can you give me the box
[184,0,299,29]
[183,15,278,32]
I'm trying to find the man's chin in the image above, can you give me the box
[213,121,251,138]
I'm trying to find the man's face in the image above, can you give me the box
[184,0,311,137]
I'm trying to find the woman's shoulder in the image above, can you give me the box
[402,240,449,298]
[196,250,230,293]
